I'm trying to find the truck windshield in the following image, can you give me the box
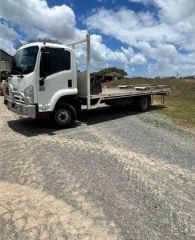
[11,46,39,75]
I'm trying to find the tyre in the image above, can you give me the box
[137,96,151,112]
[50,104,76,129]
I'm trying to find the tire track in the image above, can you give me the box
[1,97,195,238]
[0,181,119,239]
[34,127,195,237]
[88,127,195,237]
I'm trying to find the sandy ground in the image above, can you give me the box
[0,96,195,239]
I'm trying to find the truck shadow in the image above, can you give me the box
[7,105,165,137]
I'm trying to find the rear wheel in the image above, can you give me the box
[50,104,76,129]
[137,96,151,112]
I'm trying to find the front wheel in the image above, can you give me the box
[50,104,76,129]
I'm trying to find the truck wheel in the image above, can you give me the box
[137,96,150,112]
[50,104,76,129]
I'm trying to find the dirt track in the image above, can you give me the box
[0,96,195,239]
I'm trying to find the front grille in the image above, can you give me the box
[14,95,24,104]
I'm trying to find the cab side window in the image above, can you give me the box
[40,47,71,77]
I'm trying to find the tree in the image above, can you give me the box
[97,67,127,77]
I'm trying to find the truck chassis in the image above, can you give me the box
[79,85,170,109]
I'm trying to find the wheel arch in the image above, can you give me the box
[53,95,81,116]
[48,89,78,111]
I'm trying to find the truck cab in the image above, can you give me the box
[5,42,80,128]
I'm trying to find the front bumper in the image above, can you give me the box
[7,97,36,119]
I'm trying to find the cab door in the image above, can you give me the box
[38,47,75,107]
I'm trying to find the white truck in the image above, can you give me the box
[4,35,170,128]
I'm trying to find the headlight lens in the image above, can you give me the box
[24,85,34,104]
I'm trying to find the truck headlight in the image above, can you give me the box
[24,85,34,104]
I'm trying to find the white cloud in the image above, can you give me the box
[0,23,18,55]
[84,8,183,47]
[0,23,18,40]
[148,62,195,77]
[0,0,146,75]
[1,0,195,76]
[0,0,84,42]
[75,34,146,73]
[128,0,152,4]
[138,41,195,76]
[131,54,147,64]
[84,2,195,76]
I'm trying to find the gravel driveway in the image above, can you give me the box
[0,96,195,240]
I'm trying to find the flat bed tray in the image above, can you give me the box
[89,85,170,100]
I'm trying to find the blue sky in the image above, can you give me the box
[0,0,195,77]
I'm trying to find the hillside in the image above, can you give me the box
[104,78,195,131]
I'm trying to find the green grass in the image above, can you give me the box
[104,78,195,131]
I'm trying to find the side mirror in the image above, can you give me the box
[40,51,51,78]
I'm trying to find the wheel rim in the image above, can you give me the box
[55,109,71,125]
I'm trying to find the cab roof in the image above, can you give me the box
[18,42,72,51]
